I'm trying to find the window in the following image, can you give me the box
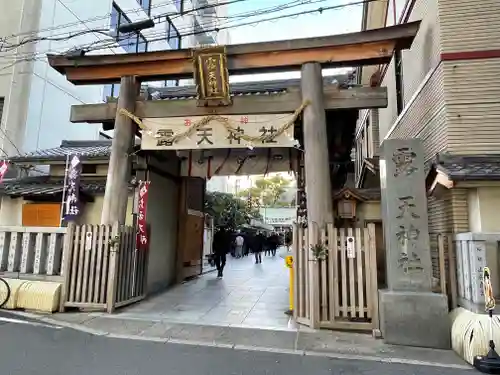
[165,80,179,87]
[394,50,404,115]
[111,2,149,54]
[386,0,408,26]
[111,5,119,32]
[366,118,373,157]
[138,34,147,53]
[137,0,151,15]
[82,164,97,174]
[0,97,4,123]
[167,18,181,49]
[103,83,120,101]
[174,0,184,13]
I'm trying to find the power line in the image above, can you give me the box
[0,0,333,60]
[0,0,313,53]
[0,0,250,63]
[86,0,379,54]
[0,0,248,43]
[0,0,379,75]
[30,0,377,56]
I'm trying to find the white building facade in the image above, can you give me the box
[0,0,229,159]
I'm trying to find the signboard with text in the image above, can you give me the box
[63,154,82,220]
[192,46,231,107]
[141,114,296,150]
[136,181,150,250]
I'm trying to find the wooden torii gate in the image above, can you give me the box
[47,21,420,229]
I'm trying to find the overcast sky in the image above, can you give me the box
[225,0,363,82]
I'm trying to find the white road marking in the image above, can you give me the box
[0,316,62,329]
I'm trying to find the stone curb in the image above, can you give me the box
[8,311,471,370]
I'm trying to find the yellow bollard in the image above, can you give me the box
[285,255,294,314]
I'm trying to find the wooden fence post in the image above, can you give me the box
[308,222,321,329]
[106,222,121,313]
[59,222,75,312]
[367,223,379,331]
[447,234,458,308]
[292,223,299,320]
[438,234,447,295]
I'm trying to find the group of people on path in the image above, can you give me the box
[211,228,292,278]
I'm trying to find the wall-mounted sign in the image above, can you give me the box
[192,46,231,107]
[265,217,295,224]
[346,236,355,259]
[141,114,296,150]
[85,232,93,251]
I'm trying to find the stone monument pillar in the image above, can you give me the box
[379,138,450,349]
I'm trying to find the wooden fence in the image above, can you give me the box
[292,223,379,332]
[431,233,458,309]
[61,222,147,312]
[0,226,66,282]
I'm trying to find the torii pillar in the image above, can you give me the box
[101,76,139,225]
[301,62,334,329]
[301,62,334,227]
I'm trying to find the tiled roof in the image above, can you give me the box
[0,175,109,197]
[9,140,143,164]
[332,187,381,201]
[358,188,381,200]
[435,154,500,181]
[145,74,354,100]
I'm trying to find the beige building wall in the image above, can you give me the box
[467,187,500,232]
[0,195,134,227]
[381,0,500,156]
[381,0,445,161]
[357,201,381,222]
[355,0,500,283]
[439,0,500,155]
[0,167,181,294]
[79,195,134,226]
[0,197,23,226]
[369,0,500,238]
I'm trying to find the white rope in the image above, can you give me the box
[451,307,500,364]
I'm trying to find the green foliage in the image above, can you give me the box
[237,175,292,207]
[310,242,328,260]
[205,191,262,230]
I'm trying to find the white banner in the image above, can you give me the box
[141,114,296,150]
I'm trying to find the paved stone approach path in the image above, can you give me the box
[119,252,295,330]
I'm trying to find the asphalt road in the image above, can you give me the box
[0,311,476,375]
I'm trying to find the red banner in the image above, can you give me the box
[0,161,9,183]
[136,181,150,250]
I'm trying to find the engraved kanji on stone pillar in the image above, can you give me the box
[7,232,21,272]
[380,139,432,292]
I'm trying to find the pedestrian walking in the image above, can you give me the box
[268,232,281,256]
[235,233,244,258]
[285,230,293,252]
[254,231,265,264]
[213,227,230,278]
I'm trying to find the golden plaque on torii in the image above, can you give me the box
[192,46,232,107]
